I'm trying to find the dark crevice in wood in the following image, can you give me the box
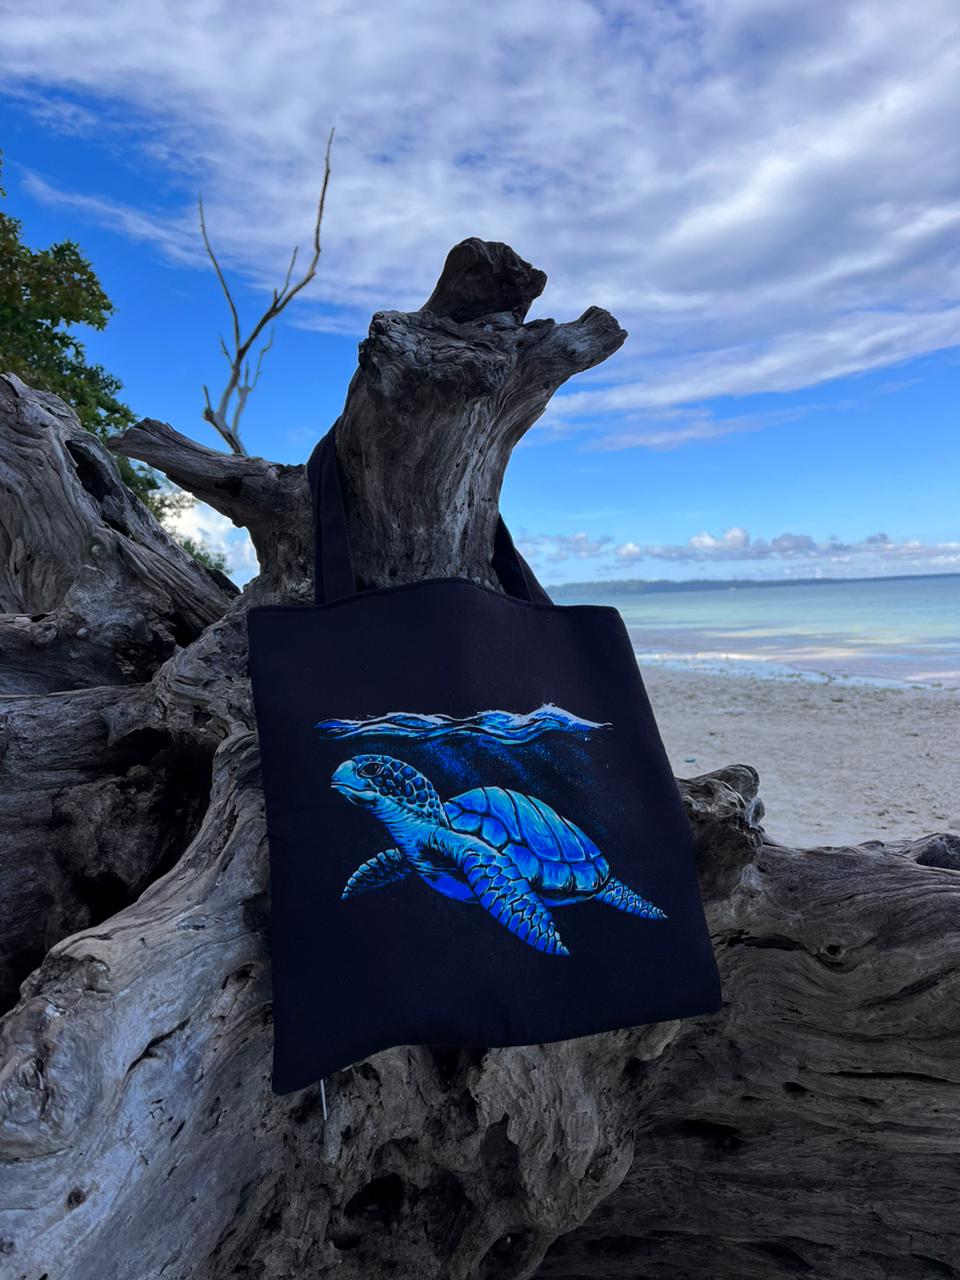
[1,722,214,1014]
[126,1016,192,1075]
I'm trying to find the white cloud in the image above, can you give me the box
[528,401,817,451]
[20,170,205,265]
[610,526,960,568]
[516,522,960,580]
[515,530,613,564]
[163,495,257,583]
[535,309,960,438]
[1,0,958,443]
[689,526,750,551]
[520,521,960,581]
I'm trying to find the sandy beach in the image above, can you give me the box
[640,665,959,849]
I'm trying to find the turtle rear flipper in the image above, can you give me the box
[595,875,668,920]
[342,848,411,899]
[431,827,570,956]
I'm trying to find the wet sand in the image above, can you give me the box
[640,664,959,849]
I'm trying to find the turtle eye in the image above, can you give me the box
[356,760,383,778]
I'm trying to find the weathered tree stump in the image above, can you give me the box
[0,240,957,1280]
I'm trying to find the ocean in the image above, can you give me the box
[553,573,960,690]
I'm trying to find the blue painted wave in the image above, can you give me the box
[314,701,611,742]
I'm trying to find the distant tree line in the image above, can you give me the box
[549,571,953,598]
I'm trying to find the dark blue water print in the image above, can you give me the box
[314,702,612,742]
[315,701,612,814]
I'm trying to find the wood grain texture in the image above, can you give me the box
[0,240,956,1280]
[536,829,960,1279]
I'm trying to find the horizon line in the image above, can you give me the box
[548,569,960,592]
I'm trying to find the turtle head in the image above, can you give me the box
[331,754,446,837]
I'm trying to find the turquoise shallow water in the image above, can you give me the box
[555,574,960,690]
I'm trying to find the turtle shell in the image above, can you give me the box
[444,787,609,902]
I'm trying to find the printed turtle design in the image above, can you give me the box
[331,753,668,957]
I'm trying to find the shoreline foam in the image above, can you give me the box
[632,650,957,692]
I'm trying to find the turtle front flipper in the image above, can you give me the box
[431,827,570,957]
[342,848,411,899]
[595,875,668,920]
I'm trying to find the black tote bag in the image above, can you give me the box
[246,424,723,1095]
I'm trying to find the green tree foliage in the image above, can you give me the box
[0,152,230,573]
[174,533,229,573]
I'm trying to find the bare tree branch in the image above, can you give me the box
[197,124,336,455]
[231,329,275,437]
[277,245,299,302]
[197,197,241,354]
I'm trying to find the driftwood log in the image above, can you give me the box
[0,239,957,1280]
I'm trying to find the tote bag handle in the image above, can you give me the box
[305,423,553,607]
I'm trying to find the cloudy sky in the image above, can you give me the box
[1,0,958,587]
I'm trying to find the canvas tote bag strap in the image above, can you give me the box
[305,423,358,607]
[305,424,553,606]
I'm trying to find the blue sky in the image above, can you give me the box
[1,0,958,589]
